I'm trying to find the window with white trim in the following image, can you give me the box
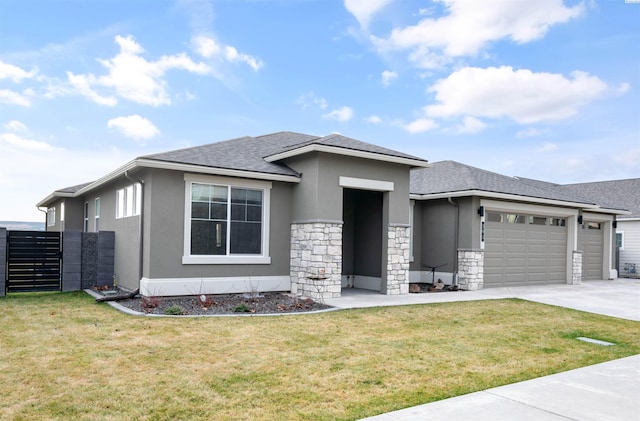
[95,197,101,231]
[47,207,55,227]
[116,184,141,219]
[184,176,271,264]
[616,232,624,249]
[83,202,89,232]
[190,183,263,255]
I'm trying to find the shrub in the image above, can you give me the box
[233,303,251,313]
[140,296,159,309]
[164,305,185,315]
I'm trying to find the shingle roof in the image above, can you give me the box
[55,182,93,194]
[410,161,597,205]
[265,133,427,163]
[562,179,640,218]
[142,131,426,176]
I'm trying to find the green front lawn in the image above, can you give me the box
[1,291,638,420]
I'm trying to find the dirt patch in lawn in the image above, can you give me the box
[95,289,332,315]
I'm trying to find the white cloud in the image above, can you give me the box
[3,120,27,132]
[0,132,55,151]
[536,142,559,152]
[344,0,393,29]
[613,148,640,167]
[0,89,32,106]
[454,116,486,134]
[191,36,263,71]
[323,106,354,122]
[425,66,609,123]
[381,70,398,86]
[366,115,382,124]
[68,35,210,107]
[0,61,38,82]
[402,117,438,134]
[370,0,584,68]
[296,92,328,110]
[107,115,160,141]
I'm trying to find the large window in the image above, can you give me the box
[116,184,141,219]
[191,183,263,255]
[184,175,271,264]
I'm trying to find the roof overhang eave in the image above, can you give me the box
[70,158,301,198]
[264,144,429,168]
[409,190,604,210]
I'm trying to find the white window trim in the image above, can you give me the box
[182,174,272,265]
[47,207,56,227]
[116,184,141,219]
[616,231,624,250]
[83,202,89,232]
[95,197,101,232]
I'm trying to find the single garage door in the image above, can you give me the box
[485,212,567,287]
[579,221,604,280]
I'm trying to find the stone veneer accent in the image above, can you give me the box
[386,225,410,295]
[458,249,484,290]
[290,222,342,300]
[570,250,583,285]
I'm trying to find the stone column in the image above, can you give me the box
[457,249,484,290]
[385,224,410,295]
[290,222,342,300]
[570,250,582,285]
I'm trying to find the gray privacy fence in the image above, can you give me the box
[1,228,114,297]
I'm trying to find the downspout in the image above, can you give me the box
[125,171,145,285]
[37,207,47,230]
[447,197,459,286]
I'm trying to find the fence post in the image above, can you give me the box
[61,230,82,292]
[0,228,6,297]
[97,231,115,288]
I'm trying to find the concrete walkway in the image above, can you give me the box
[326,279,640,421]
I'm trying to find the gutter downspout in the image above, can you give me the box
[37,206,48,230]
[125,171,145,285]
[447,197,459,286]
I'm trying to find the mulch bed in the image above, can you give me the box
[95,288,332,315]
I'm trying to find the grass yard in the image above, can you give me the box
[1,291,639,420]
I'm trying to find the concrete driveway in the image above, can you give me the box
[326,278,640,321]
[327,279,640,421]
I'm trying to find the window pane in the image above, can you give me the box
[587,222,601,230]
[192,184,210,201]
[231,203,246,221]
[211,203,227,220]
[191,202,209,219]
[231,188,246,203]
[230,222,261,254]
[191,220,226,255]
[506,214,525,224]
[212,186,228,202]
[530,216,547,225]
[246,190,262,205]
[487,212,502,223]
[247,205,262,222]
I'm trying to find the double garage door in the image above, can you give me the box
[485,212,567,287]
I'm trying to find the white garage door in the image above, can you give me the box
[579,221,604,280]
[485,212,567,287]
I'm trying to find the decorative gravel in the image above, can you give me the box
[111,292,332,315]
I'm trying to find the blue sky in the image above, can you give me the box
[1,0,638,222]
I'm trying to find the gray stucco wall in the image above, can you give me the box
[413,196,480,274]
[64,198,85,231]
[286,152,411,225]
[143,169,294,279]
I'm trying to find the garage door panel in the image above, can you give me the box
[485,211,567,287]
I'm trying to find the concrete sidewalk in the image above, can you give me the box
[329,279,640,421]
[363,355,640,421]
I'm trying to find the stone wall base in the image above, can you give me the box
[458,249,484,290]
